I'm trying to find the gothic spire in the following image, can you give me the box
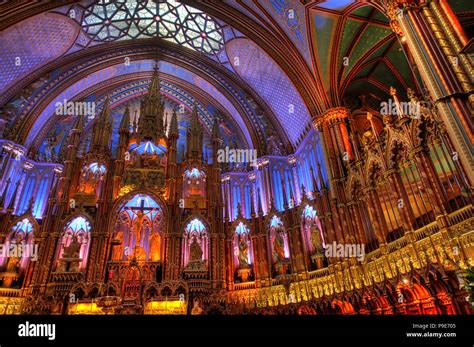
[26,196,35,214]
[120,103,131,132]
[281,178,288,208]
[7,180,20,212]
[148,62,161,103]
[317,162,327,191]
[163,112,168,134]
[137,63,165,142]
[170,107,179,137]
[90,96,112,154]
[257,187,263,216]
[0,178,11,210]
[301,184,306,200]
[212,113,221,140]
[310,166,320,195]
[288,175,295,206]
[186,103,203,160]
[73,113,85,132]
[250,185,256,217]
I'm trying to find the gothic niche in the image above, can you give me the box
[182,167,206,206]
[234,222,253,283]
[123,140,167,189]
[111,194,163,262]
[182,218,208,275]
[128,140,167,170]
[269,215,290,276]
[55,216,91,273]
[78,161,106,197]
[301,205,325,270]
[0,218,35,288]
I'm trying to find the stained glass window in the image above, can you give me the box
[236,222,249,235]
[130,141,166,156]
[270,215,283,228]
[303,205,316,219]
[82,0,225,54]
[66,216,91,233]
[184,167,204,180]
[88,163,106,174]
[122,194,162,221]
[12,218,34,234]
[185,218,206,235]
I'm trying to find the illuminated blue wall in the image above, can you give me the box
[0,140,60,220]
[222,128,329,221]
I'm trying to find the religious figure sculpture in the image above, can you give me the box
[149,230,161,262]
[237,235,249,269]
[5,255,20,273]
[183,235,206,272]
[2,256,21,288]
[133,211,146,247]
[310,225,325,269]
[111,231,124,261]
[272,226,288,276]
[58,235,82,272]
[191,298,204,315]
[273,229,286,263]
[310,225,324,256]
[189,236,203,262]
[63,235,81,259]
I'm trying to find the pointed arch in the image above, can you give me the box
[110,192,165,262]
[55,214,92,272]
[181,215,210,268]
[0,215,38,287]
[232,221,254,282]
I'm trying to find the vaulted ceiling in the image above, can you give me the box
[0,0,424,161]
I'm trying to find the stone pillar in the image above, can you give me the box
[387,0,473,184]
[313,107,358,246]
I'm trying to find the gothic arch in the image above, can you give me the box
[7,214,39,238]
[385,129,411,169]
[110,189,168,224]
[181,215,210,269]
[55,214,93,272]
[109,191,166,262]
[1,215,38,283]
[364,154,384,186]
[180,214,211,235]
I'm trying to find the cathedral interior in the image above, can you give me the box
[0,0,472,316]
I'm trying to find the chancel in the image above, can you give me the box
[0,0,472,316]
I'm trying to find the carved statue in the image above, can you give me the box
[58,235,82,272]
[273,228,286,262]
[5,256,20,273]
[149,230,161,261]
[111,231,124,261]
[191,298,204,315]
[133,211,146,247]
[310,225,324,256]
[189,236,203,262]
[238,235,249,268]
[63,235,81,260]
